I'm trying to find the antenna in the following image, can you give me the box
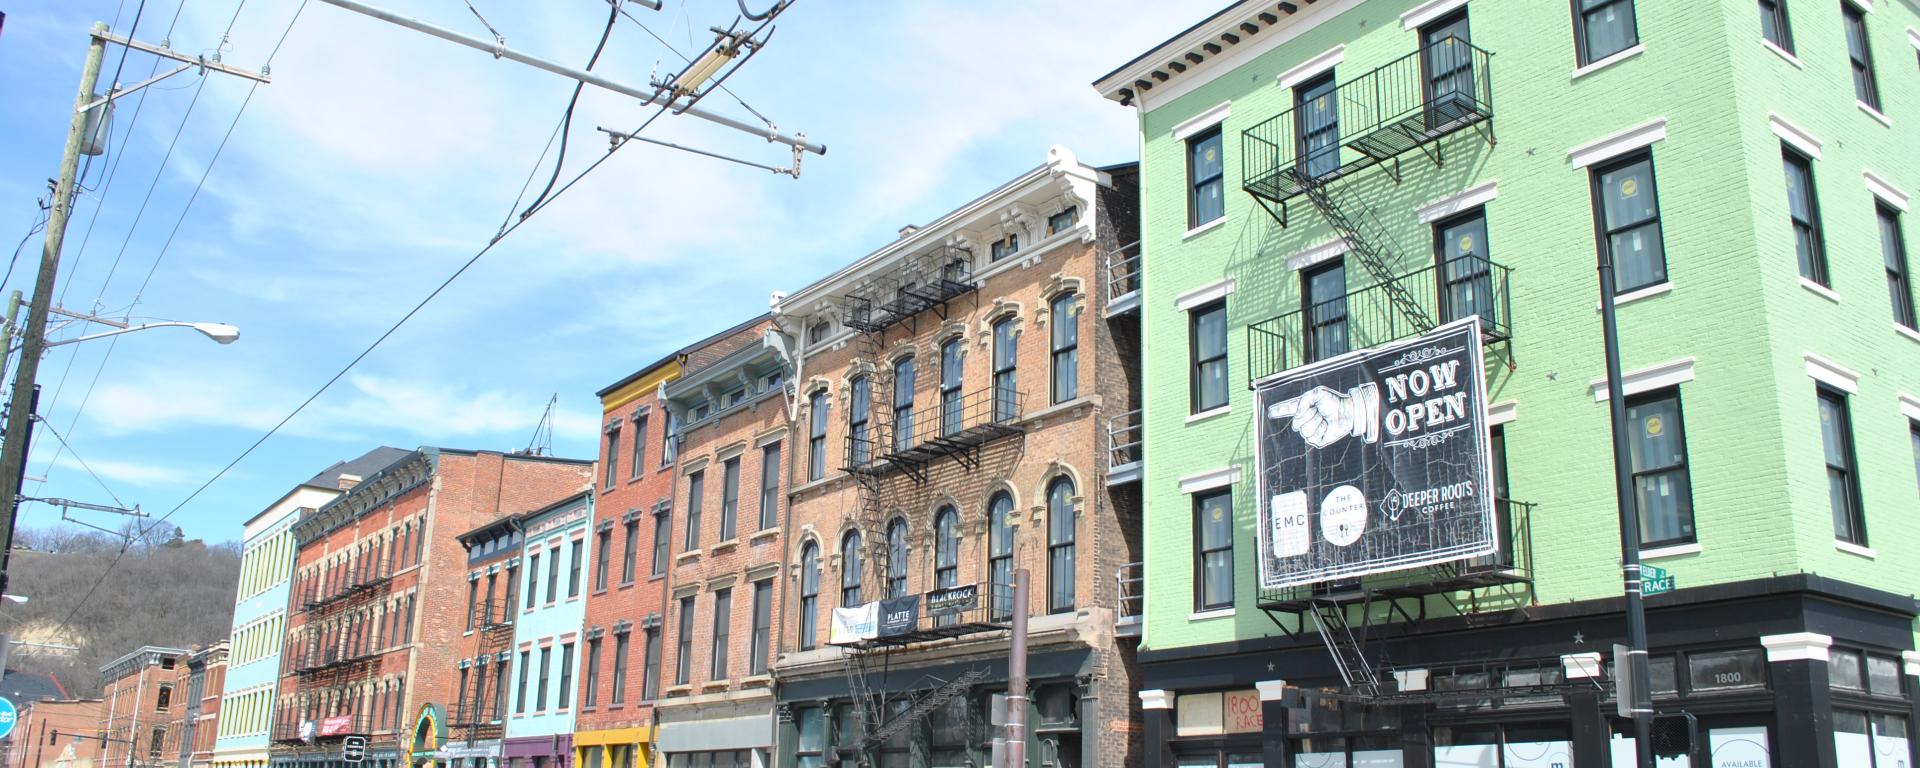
[524,394,557,457]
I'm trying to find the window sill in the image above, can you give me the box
[1020,395,1097,425]
[1186,405,1231,425]
[1570,43,1645,81]
[664,685,692,697]
[1182,217,1226,241]
[1597,281,1672,311]
[618,580,636,590]
[1858,101,1893,128]
[1761,39,1803,69]
[1895,324,1920,344]
[1799,277,1841,303]
[739,674,773,688]
[1640,542,1702,560]
[1835,540,1876,560]
[749,528,780,545]
[710,539,739,555]
[1189,607,1235,622]
[700,681,732,692]
[676,550,702,564]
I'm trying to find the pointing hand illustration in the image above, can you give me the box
[1267,383,1380,448]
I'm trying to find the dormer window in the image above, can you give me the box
[991,234,1020,262]
[1047,207,1078,236]
[725,389,746,408]
[807,320,831,346]
[691,402,711,422]
[761,372,783,392]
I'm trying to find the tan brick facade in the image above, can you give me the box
[769,147,1141,767]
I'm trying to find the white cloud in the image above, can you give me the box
[48,454,194,488]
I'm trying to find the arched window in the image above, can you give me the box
[798,541,820,651]
[848,376,871,467]
[886,518,909,598]
[1050,293,1079,404]
[940,338,964,436]
[992,317,1019,422]
[934,506,961,628]
[892,357,917,452]
[840,531,863,607]
[988,492,1015,621]
[1046,477,1077,613]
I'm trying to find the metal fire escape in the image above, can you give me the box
[1239,37,1517,696]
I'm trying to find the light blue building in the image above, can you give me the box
[212,448,411,768]
[503,491,593,768]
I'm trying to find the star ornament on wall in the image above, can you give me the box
[1573,631,1587,645]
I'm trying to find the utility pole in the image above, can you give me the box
[1598,242,1655,767]
[0,23,107,600]
[1004,569,1029,768]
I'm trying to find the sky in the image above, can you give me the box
[0,0,1199,542]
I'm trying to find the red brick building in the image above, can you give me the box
[769,146,1142,767]
[443,512,525,768]
[651,316,786,767]
[178,644,228,768]
[271,449,591,768]
[5,699,105,768]
[99,647,187,768]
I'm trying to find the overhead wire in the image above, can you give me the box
[513,1,621,223]
[28,416,129,510]
[616,5,771,127]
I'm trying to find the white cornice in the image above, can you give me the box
[1804,352,1860,394]
[1276,44,1345,89]
[1568,118,1668,169]
[1171,101,1232,141]
[1401,0,1469,30]
[1589,357,1696,401]
[1864,169,1908,211]
[1768,113,1823,160]
[1414,180,1498,224]
[1178,465,1241,494]
[1761,632,1832,662]
[1096,0,1368,110]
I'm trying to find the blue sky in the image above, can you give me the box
[0,0,1195,541]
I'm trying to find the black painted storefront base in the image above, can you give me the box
[1139,575,1917,768]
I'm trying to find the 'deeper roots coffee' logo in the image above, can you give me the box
[1253,317,1498,589]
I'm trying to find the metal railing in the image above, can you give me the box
[1246,256,1511,385]
[1242,36,1493,204]
[1256,498,1535,610]
[1115,563,1143,635]
[846,388,1025,474]
[1107,409,1142,472]
[1107,240,1141,303]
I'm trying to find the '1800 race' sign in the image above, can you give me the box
[1253,317,1497,589]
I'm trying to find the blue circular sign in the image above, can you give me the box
[0,696,18,740]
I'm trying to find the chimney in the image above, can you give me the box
[898,224,920,239]
[338,474,362,491]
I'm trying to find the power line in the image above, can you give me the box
[616,5,771,127]
[28,416,128,509]
[513,1,620,223]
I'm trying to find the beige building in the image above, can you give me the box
[769,146,1143,767]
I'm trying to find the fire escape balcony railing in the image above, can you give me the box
[846,388,1025,479]
[1241,37,1494,211]
[1115,563,1144,637]
[1106,409,1142,485]
[842,262,978,335]
[1257,497,1534,612]
[1246,256,1511,385]
[1106,240,1142,314]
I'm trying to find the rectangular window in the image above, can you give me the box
[660,410,678,466]
[750,580,772,675]
[848,377,871,466]
[1051,293,1079,404]
[1573,0,1639,65]
[807,320,830,346]
[990,234,1021,262]
[1190,300,1228,414]
[711,588,732,679]
[557,642,575,709]
[940,339,964,436]
[594,530,611,592]
[1421,10,1475,129]
[493,658,508,719]
[808,391,828,480]
[547,546,561,603]
[893,358,917,452]
[1759,0,1793,52]
[992,318,1018,422]
[642,628,661,700]
[1627,389,1695,547]
[583,637,599,706]
[1047,206,1077,235]
[536,646,551,710]
[1295,72,1340,179]
[1844,3,1879,109]
[631,413,648,477]
[1590,151,1667,294]
[526,553,540,609]
[604,427,621,487]
[621,520,638,584]
[514,650,529,713]
[675,596,695,685]
[1435,208,1494,326]
[610,632,629,706]
[719,457,741,541]
[1188,127,1224,228]
[1303,259,1349,363]
[464,579,478,631]
[1818,387,1866,545]
[651,511,670,577]
[1194,489,1234,611]
[1882,205,1915,330]
[1783,147,1828,285]
[685,470,704,550]
[759,443,780,531]
[1910,421,1919,498]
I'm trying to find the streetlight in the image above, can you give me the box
[33,321,239,350]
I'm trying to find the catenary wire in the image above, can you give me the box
[28,416,129,509]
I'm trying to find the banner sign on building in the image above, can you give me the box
[1254,317,1497,589]
[319,715,355,737]
[878,596,919,637]
[829,602,878,645]
[924,585,978,616]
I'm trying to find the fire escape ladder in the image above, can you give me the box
[841,647,885,744]
[1297,178,1435,334]
[1311,600,1380,696]
[865,667,989,748]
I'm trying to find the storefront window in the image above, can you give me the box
[928,696,970,768]
[1686,649,1764,691]
[1832,649,1866,691]
[795,707,826,768]
[1867,655,1903,697]
[1435,723,1568,768]
[1836,711,1909,768]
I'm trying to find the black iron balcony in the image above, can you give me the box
[1243,37,1493,210]
[1246,256,1511,385]
[1107,409,1142,485]
[1257,498,1534,614]
[845,387,1025,480]
[271,714,371,743]
[843,259,977,335]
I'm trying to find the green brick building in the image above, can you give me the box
[1095,0,1920,765]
